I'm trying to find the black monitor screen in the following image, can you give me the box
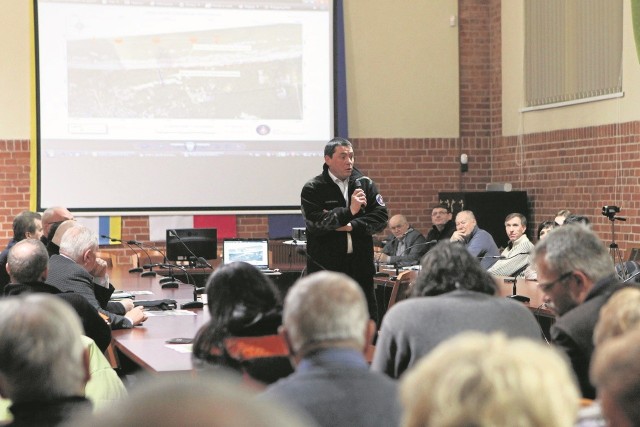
[166,228,217,263]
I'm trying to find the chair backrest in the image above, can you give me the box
[387,270,417,311]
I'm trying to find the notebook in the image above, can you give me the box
[222,239,271,271]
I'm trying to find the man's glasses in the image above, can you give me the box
[538,271,573,293]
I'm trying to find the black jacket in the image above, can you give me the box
[301,165,388,276]
[4,281,112,352]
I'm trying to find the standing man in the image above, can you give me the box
[532,224,625,399]
[425,204,456,243]
[377,214,427,266]
[301,137,388,317]
[450,210,500,269]
[487,213,534,277]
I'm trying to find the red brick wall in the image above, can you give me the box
[0,139,32,241]
[3,0,639,263]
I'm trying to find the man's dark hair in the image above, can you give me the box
[563,214,590,226]
[12,211,41,241]
[537,220,557,240]
[323,137,352,158]
[432,204,452,214]
[505,213,527,227]
[411,241,497,297]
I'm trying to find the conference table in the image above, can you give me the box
[109,266,554,374]
[109,266,212,373]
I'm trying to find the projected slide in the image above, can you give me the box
[36,0,333,212]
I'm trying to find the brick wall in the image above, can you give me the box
[3,0,639,263]
[0,139,31,241]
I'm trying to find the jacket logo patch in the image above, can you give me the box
[376,194,385,206]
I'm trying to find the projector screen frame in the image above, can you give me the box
[33,0,341,215]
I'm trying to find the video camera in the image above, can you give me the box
[602,205,621,219]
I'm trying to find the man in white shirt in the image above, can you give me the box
[487,213,534,277]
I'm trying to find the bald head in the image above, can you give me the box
[283,271,370,357]
[42,206,74,238]
[389,214,409,238]
[7,239,49,284]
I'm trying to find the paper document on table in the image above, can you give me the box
[165,344,193,353]
[145,310,197,317]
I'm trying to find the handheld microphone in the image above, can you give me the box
[354,179,366,214]
[168,230,213,269]
[100,235,143,274]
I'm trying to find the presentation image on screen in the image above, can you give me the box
[223,239,269,268]
[35,0,333,212]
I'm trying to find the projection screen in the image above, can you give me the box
[34,0,334,213]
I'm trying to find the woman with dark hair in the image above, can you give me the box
[371,241,541,379]
[537,220,557,241]
[192,262,292,383]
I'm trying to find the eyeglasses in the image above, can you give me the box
[538,271,573,293]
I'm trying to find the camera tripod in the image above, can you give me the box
[607,215,629,281]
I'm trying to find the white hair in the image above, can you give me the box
[0,294,86,402]
[283,271,368,355]
[59,224,98,262]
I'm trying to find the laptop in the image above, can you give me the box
[222,239,272,272]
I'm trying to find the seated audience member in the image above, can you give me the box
[593,286,640,346]
[537,220,557,240]
[4,239,111,352]
[69,373,311,427]
[192,261,291,384]
[40,206,74,246]
[400,332,580,427]
[0,294,92,426]
[522,220,558,280]
[0,211,43,293]
[575,287,640,426]
[488,213,534,277]
[563,214,591,226]
[262,271,401,427]
[450,210,500,269]
[377,214,428,266]
[371,241,540,379]
[555,209,572,225]
[425,204,455,243]
[532,224,625,399]
[46,224,147,329]
[590,327,640,427]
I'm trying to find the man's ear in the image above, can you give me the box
[40,266,48,282]
[279,326,300,366]
[363,319,376,351]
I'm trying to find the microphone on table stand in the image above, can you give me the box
[161,263,205,309]
[381,240,438,275]
[167,230,213,269]
[100,235,143,273]
[124,240,157,278]
[493,252,532,303]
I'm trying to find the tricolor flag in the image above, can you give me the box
[75,216,122,245]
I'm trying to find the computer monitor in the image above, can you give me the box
[222,238,269,270]
[166,228,217,264]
